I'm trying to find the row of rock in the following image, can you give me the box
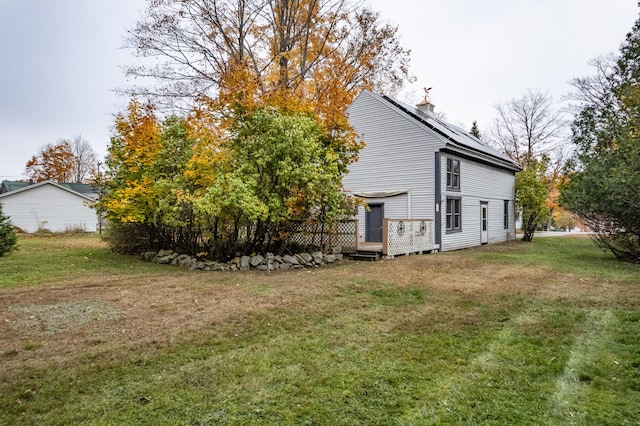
[142,248,345,271]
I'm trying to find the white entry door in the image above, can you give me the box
[480,203,488,244]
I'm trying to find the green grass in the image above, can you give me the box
[1,235,639,425]
[472,236,640,282]
[0,234,172,288]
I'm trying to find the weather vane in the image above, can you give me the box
[423,86,432,101]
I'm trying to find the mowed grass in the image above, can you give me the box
[0,233,170,288]
[0,234,639,425]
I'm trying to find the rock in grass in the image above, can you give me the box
[250,254,264,267]
[143,251,157,262]
[240,256,251,271]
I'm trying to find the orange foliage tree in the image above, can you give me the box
[25,140,74,183]
[123,0,412,133]
[545,173,578,231]
[102,0,413,256]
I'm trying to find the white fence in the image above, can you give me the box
[382,218,437,257]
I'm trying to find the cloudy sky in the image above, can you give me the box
[0,0,637,181]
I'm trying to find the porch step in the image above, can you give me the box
[348,250,381,261]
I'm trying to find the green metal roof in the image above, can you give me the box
[0,180,30,194]
[0,180,98,198]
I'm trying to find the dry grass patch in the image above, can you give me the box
[1,234,639,425]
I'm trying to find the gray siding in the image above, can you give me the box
[0,184,98,233]
[344,91,518,250]
[353,194,408,241]
[441,154,516,251]
[344,91,443,242]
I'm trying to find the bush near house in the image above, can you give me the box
[0,203,17,256]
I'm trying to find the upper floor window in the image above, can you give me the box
[446,158,460,190]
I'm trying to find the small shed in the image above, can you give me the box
[0,180,98,233]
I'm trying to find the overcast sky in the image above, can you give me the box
[0,0,637,181]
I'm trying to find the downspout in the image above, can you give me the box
[434,151,442,250]
[407,189,411,219]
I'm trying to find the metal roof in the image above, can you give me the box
[0,180,97,201]
[0,180,30,194]
[377,93,521,172]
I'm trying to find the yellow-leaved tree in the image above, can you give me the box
[101,100,161,224]
[102,0,413,257]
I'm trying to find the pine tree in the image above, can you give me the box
[0,203,17,256]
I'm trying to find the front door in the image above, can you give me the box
[366,204,384,242]
[480,203,488,244]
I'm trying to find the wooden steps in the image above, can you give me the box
[348,250,381,261]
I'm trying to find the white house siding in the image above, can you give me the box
[440,153,516,251]
[344,91,443,243]
[0,184,97,233]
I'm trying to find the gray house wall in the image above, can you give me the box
[344,91,439,240]
[344,90,519,252]
[440,153,516,251]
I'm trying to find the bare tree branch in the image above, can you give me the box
[489,89,567,169]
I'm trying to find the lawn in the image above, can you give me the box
[0,234,639,425]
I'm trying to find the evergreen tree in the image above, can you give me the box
[561,8,640,262]
[0,203,17,257]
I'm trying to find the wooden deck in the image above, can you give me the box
[357,242,383,252]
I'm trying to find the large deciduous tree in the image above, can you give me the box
[102,1,413,257]
[100,0,413,258]
[561,11,640,262]
[123,0,412,115]
[25,140,74,183]
[490,89,565,169]
[25,137,98,184]
[69,135,98,183]
[489,89,569,241]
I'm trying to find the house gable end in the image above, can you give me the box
[0,180,95,202]
[348,91,448,152]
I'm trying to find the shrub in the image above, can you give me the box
[0,203,17,256]
[63,224,88,235]
[103,222,157,254]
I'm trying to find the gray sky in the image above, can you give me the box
[0,0,637,180]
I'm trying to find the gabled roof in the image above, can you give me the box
[0,180,97,202]
[359,92,521,172]
[0,180,30,194]
[58,182,99,199]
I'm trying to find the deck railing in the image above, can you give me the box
[382,218,436,257]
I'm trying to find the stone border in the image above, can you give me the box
[142,247,344,271]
